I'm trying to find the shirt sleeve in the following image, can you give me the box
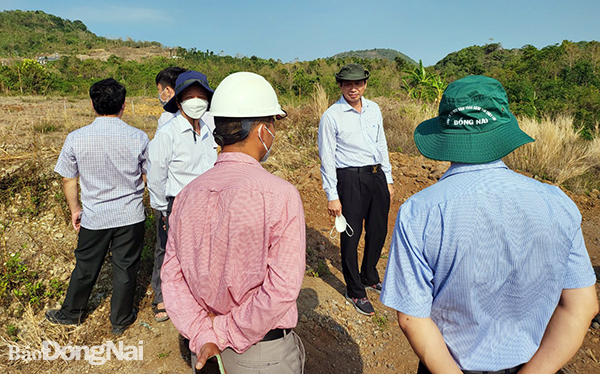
[563,209,596,289]
[147,131,171,213]
[375,106,393,184]
[380,202,434,318]
[54,133,79,178]
[161,200,219,354]
[140,134,149,176]
[212,189,306,353]
[318,112,340,201]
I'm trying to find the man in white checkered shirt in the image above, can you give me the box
[46,78,149,336]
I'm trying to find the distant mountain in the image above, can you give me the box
[332,48,416,65]
[0,10,163,57]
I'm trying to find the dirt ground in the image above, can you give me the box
[0,95,599,374]
[4,152,599,374]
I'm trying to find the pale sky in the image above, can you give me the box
[1,0,599,65]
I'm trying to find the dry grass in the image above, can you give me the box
[504,115,600,187]
[376,96,437,156]
[1,96,600,372]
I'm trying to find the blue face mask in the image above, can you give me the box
[258,124,275,163]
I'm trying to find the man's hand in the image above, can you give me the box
[388,183,395,201]
[518,285,598,374]
[327,199,342,217]
[71,206,82,232]
[195,343,222,371]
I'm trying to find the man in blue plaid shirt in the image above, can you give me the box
[381,76,598,374]
[46,78,149,336]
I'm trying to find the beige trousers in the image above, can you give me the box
[220,331,305,374]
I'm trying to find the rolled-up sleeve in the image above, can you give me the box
[212,190,306,352]
[161,200,219,354]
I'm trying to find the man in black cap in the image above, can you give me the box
[381,75,598,374]
[147,70,218,322]
[318,63,394,315]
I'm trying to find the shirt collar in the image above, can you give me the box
[92,116,123,125]
[176,113,208,136]
[215,152,262,167]
[339,95,368,113]
[439,159,508,181]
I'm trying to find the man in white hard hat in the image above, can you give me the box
[161,72,306,374]
[147,70,218,322]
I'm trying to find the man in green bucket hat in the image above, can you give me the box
[318,63,394,316]
[380,75,598,374]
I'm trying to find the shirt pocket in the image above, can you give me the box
[362,117,380,143]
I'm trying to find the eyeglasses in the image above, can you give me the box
[275,110,287,121]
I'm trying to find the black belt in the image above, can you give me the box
[338,164,381,174]
[261,328,292,342]
[463,364,524,374]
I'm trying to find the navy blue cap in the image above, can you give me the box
[163,71,214,113]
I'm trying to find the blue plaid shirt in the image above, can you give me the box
[54,117,149,230]
[318,96,393,201]
[381,160,595,371]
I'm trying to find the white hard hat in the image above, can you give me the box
[208,72,286,118]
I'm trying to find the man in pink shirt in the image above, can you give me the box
[161,72,306,374]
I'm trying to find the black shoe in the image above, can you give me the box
[345,293,375,315]
[111,324,131,336]
[45,309,83,326]
[363,281,383,294]
[112,309,138,336]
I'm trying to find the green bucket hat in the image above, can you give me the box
[414,75,534,163]
[335,63,370,81]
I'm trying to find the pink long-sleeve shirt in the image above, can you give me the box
[161,152,306,354]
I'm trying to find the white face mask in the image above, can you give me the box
[329,214,354,238]
[258,124,275,163]
[180,98,209,119]
[158,87,169,106]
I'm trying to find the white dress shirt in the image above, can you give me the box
[157,110,180,131]
[318,95,393,201]
[148,112,218,214]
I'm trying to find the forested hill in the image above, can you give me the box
[434,41,600,134]
[0,10,163,57]
[0,10,599,133]
[332,48,416,65]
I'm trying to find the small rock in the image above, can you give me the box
[300,314,308,323]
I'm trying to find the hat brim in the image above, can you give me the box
[335,72,370,81]
[163,79,214,113]
[414,114,534,163]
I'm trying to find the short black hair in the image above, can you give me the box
[213,116,273,146]
[89,78,126,116]
[155,67,187,88]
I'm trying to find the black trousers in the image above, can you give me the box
[151,197,175,306]
[61,221,145,327]
[151,208,168,306]
[337,167,390,299]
